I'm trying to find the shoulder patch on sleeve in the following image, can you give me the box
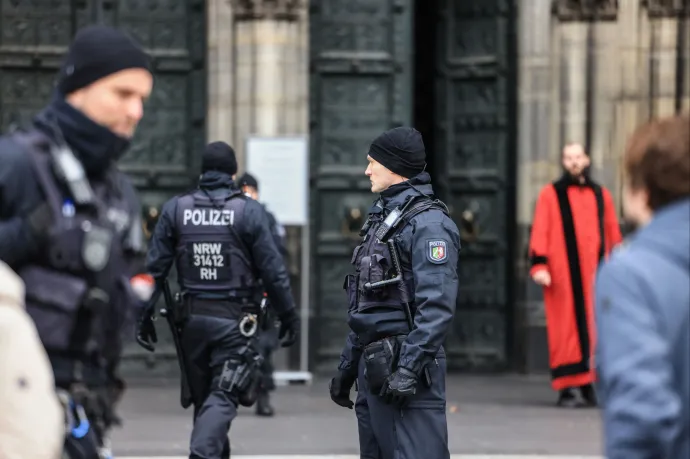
[427,239,448,264]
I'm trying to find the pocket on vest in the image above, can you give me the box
[20,266,88,351]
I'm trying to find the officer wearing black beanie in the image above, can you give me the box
[57,25,152,96]
[140,141,301,457]
[368,127,427,179]
[330,127,460,459]
[202,141,238,176]
[0,25,154,459]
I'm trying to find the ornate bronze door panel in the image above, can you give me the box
[433,0,518,371]
[309,0,413,372]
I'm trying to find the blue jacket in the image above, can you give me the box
[595,198,690,459]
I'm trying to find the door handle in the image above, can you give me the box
[458,206,480,243]
[341,206,364,238]
[142,205,161,240]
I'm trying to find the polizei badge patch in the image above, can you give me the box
[427,240,448,264]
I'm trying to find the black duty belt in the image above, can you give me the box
[189,298,244,320]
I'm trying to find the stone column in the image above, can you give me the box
[229,0,309,373]
[588,18,623,192]
[645,4,684,118]
[230,0,308,172]
[515,0,557,372]
[207,0,235,147]
[609,0,650,210]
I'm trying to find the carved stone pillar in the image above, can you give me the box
[207,0,235,150]
[644,0,687,117]
[230,0,307,171]
[516,0,558,373]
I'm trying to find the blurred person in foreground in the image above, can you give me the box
[238,172,288,417]
[595,114,689,459]
[0,260,63,459]
[0,25,153,458]
[529,143,622,407]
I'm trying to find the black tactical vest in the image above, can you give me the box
[12,131,138,362]
[346,196,449,332]
[174,188,256,295]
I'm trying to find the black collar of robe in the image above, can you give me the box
[554,172,599,189]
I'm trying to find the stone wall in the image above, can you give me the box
[207,0,309,172]
[516,0,689,372]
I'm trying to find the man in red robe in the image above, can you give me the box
[529,143,622,407]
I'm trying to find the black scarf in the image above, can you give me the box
[34,95,131,177]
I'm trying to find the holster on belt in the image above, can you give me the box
[362,335,405,394]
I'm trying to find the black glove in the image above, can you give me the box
[329,370,357,409]
[379,366,418,407]
[136,308,157,352]
[278,309,300,347]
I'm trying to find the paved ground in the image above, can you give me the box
[112,374,603,457]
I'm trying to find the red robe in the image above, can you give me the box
[529,175,622,391]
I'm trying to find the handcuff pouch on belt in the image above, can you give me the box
[238,295,267,338]
[218,341,264,407]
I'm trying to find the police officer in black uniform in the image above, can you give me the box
[237,172,287,417]
[0,26,153,458]
[137,141,300,459]
[329,127,460,459]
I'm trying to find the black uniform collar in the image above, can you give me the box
[374,172,434,213]
[554,172,599,189]
[198,170,236,190]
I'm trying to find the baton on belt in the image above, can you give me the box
[160,279,193,409]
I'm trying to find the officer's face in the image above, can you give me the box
[366,155,400,193]
[242,186,259,200]
[562,143,590,178]
[66,68,153,139]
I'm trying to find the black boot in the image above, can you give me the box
[556,388,579,408]
[255,391,275,417]
[579,384,598,407]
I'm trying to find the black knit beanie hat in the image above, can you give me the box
[57,25,152,95]
[202,141,238,176]
[368,127,426,178]
[237,172,259,191]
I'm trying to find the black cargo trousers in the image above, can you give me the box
[181,299,251,459]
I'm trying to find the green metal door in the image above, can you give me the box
[433,0,518,371]
[309,0,413,372]
[0,0,207,375]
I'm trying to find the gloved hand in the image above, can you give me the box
[379,367,418,407]
[329,370,357,409]
[278,309,300,347]
[136,307,157,352]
